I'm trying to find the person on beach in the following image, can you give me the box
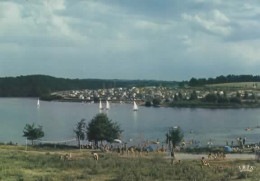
[243,137,246,146]
[117,146,120,154]
[239,137,242,147]
[236,137,239,146]
[130,147,135,155]
[170,148,175,165]
[208,152,212,159]
[93,152,99,161]
[146,147,149,155]
[121,147,124,155]
[181,140,186,148]
[160,145,165,152]
[201,157,210,167]
[104,144,109,152]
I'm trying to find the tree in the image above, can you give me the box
[230,97,241,103]
[145,101,152,107]
[87,113,122,146]
[189,78,198,86]
[174,94,179,101]
[93,96,99,103]
[204,93,218,103]
[23,123,44,145]
[178,92,183,100]
[217,96,229,103]
[152,98,161,107]
[166,127,183,148]
[189,90,197,100]
[174,92,183,102]
[244,91,249,99]
[236,92,241,98]
[74,119,86,148]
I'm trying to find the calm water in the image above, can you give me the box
[0,98,259,146]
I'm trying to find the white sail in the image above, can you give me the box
[99,100,103,110]
[106,101,110,110]
[37,99,40,108]
[133,101,138,111]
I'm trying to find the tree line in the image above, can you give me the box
[0,75,178,97]
[189,75,260,86]
[2,74,258,97]
[23,113,122,147]
[23,113,184,150]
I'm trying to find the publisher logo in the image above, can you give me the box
[238,165,254,172]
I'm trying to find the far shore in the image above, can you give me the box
[39,97,260,109]
[0,96,259,109]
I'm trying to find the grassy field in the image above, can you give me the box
[205,82,259,89]
[0,145,260,181]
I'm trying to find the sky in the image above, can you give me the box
[0,0,260,81]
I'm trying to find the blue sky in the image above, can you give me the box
[0,0,260,81]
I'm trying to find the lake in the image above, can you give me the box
[0,98,259,146]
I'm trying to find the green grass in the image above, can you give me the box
[0,145,260,180]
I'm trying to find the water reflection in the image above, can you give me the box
[133,111,138,122]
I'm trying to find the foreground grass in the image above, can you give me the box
[0,145,259,181]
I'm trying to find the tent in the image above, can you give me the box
[224,146,233,152]
[113,139,122,144]
[148,145,156,151]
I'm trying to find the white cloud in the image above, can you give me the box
[43,0,66,11]
[182,10,232,36]
[0,0,84,46]
[134,20,172,31]
[0,0,260,80]
[230,41,260,64]
[179,35,192,46]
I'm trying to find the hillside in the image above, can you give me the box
[205,82,259,89]
[0,75,178,97]
[189,75,260,87]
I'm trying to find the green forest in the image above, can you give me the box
[0,74,259,97]
[0,75,178,97]
[188,75,260,86]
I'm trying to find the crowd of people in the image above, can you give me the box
[82,142,169,156]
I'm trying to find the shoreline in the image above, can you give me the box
[40,97,260,109]
[166,102,260,109]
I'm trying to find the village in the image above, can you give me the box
[51,85,260,105]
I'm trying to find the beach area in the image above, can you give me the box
[0,144,259,181]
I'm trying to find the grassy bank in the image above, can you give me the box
[168,101,260,109]
[0,145,260,181]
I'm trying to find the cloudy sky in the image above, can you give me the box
[0,0,260,81]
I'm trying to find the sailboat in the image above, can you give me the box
[133,101,138,111]
[106,101,110,110]
[37,98,40,108]
[99,100,103,110]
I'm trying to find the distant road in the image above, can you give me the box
[172,153,256,160]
